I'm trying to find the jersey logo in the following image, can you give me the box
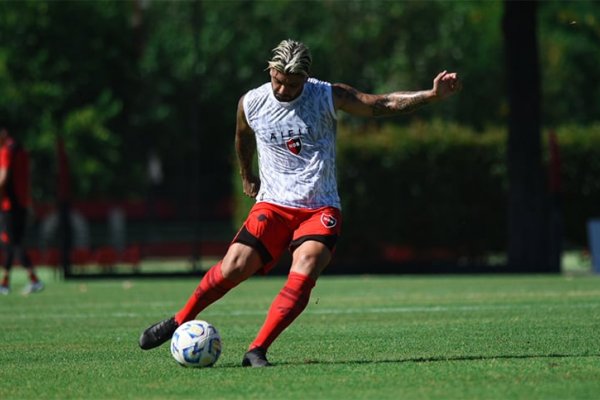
[286,137,302,155]
[320,213,337,229]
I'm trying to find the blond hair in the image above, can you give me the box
[267,39,312,77]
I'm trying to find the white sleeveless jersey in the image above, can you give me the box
[243,78,340,209]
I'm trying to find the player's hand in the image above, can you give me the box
[242,174,260,198]
[432,71,461,99]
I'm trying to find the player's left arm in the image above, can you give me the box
[333,70,461,117]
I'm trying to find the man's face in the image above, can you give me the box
[270,69,307,102]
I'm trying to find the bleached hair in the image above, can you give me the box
[267,39,312,77]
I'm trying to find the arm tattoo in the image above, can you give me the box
[372,96,391,117]
[336,85,361,104]
[334,83,434,117]
[372,92,432,117]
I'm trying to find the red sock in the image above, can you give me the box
[1,275,8,287]
[249,271,316,351]
[28,270,39,283]
[174,262,237,325]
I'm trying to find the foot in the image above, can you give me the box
[0,285,9,295]
[139,316,179,350]
[242,347,272,367]
[22,281,44,295]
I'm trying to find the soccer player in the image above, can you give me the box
[139,39,461,366]
[0,125,44,295]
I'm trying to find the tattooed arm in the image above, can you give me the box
[333,71,461,117]
[235,95,260,198]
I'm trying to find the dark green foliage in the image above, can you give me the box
[553,124,600,245]
[337,123,600,262]
[0,0,599,205]
[539,1,600,126]
[0,1,135,199]
[336,122,507,263]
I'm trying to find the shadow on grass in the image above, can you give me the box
[288,353,600,366]
[218,353,599,368]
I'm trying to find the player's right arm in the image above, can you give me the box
[235,95,260,198]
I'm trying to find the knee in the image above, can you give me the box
[221,244,262,281]
[291,252,330,280]
[293,252,319,270]
[221,255,247,279]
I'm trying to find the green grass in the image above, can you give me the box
[1,269,600,399]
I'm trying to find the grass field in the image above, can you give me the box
[1,268,599,399]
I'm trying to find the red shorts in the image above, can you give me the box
[232,202,342,273]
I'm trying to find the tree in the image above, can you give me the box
[503,1,557,272]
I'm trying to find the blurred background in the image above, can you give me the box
[0,0,598,277]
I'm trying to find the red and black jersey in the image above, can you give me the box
[0,138,31,211]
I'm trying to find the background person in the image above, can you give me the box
[139,39,461,366]
[0,125,44,295]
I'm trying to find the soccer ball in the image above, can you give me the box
[170,320,222,367]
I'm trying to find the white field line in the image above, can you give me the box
[201,302,600,317]
[3,302,599,320]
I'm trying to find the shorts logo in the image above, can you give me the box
[286,137,302,155]
[320,213,337,229]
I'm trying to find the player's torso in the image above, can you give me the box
[243,79,340,209]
